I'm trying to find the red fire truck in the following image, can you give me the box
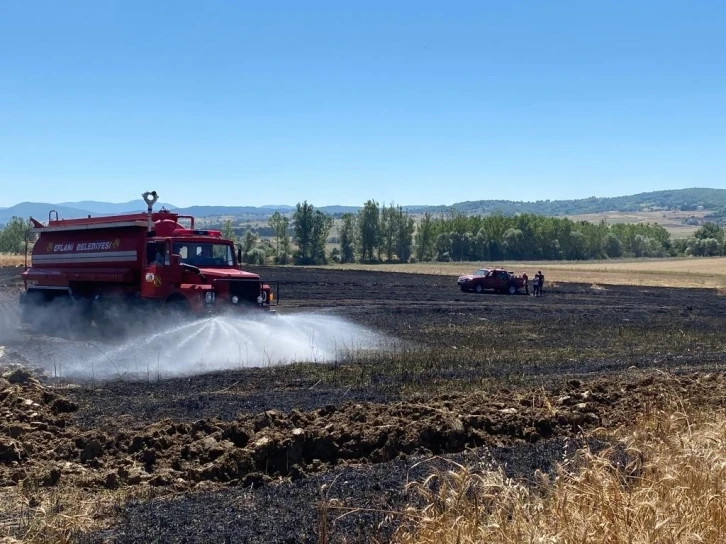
[19,191,277,329]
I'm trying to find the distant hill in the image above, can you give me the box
[318,205,361,216]
[260,205,295,211]
[447,188,726,216]
[177,205,291,218]
[2,188,724,227]
[0,200,178,227]
[0,202,95,226]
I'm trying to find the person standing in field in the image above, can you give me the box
[522,272,529,295]
[533,271,544,296]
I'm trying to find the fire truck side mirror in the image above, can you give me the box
[171,254,182,267]
[237,246,242,265]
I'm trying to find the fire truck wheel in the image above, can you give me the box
[165,295,190,315]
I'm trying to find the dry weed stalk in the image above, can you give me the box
[394,398,726,544]
[0,480,155,544]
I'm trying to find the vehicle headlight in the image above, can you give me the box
[205,292,214,304]
[231,295,239,304]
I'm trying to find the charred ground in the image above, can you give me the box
[1,266,726,543]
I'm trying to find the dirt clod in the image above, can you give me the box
[104,472,119,489]
[0,438,24,464]
[52,397,79,414]
[5,369,35,385]
[81,439,103,463]
[40,467,61,487]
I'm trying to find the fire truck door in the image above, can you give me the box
[142,241,170,298]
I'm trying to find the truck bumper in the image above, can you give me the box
[195,291,278,314]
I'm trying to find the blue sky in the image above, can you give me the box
[1,1,724,208]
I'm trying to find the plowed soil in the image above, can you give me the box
[1,265,726,543]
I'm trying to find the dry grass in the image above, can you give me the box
[0,254,24,268]
[324,257,726,289]
[0,478,156,543]
[393,397,726,544]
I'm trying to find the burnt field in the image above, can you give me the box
[1,266,726,543]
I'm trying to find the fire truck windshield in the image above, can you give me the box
[173,242,235,267]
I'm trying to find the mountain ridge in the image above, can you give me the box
[1,188,724,226]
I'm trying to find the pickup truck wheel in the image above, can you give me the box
[475,284,483,294]
[507,284,517,295]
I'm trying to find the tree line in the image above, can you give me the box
[221,200,415,265]
[3,207,726,265]
[416,212,674,262]
[287,205,726,264]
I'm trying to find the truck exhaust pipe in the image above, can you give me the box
[142,191,159,233]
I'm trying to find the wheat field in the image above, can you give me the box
[394,399,726,544]
[4,252,725,289]
[326,257,726,289]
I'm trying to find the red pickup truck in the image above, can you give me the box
[457,268,526,295]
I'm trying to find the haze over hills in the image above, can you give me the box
[56,199,178,215]
[1,188,724,227]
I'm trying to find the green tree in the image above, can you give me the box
[268,211,290,263]
[339,213,357,263]
[380,204,397,261]
[221,220,236,243]
[415,212,435,261]
[566,231,587,260]
[450,232,467,261]
[631,234,648,258]
[435,232,452,261]
[695,222,724,243]
[473,228,489,260]
[0,217,28,254]
[358,199,381,262]
[310,210,334,265]
[394,207,415,262]
[279,233,292,264]
[292,201,333,265]
[689,237,721,256]
[601,233,623,258]
[502,228,525,259]
[240,230,258,263]
[293,201,315,263]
